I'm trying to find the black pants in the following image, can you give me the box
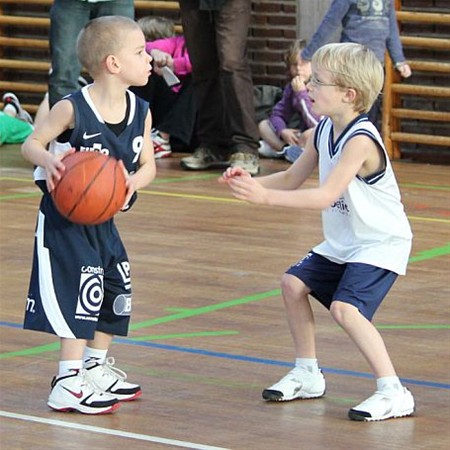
[179,0,259,156]
[132,74,197,148]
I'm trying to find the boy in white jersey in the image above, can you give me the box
[22,16,155,414]
[220,42,414,421]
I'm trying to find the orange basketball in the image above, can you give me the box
[51,152,127,225]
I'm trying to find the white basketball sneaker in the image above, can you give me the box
[262,367,326,401]
[348,387,415,421]
[85,357,142,401]
[47,369,120,414]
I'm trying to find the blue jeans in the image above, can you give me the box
[48,0,134,107]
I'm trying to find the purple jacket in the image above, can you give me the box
[269,83,320,137]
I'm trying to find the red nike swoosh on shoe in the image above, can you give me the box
[62,387,83,399]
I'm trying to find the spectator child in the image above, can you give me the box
[133,16,196,158]
[258,40,320,163]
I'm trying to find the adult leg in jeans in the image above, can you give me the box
[48,0,90,107]
[48,0,134,107]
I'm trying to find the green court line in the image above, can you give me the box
[130,330,239,341]
[409,243,450,262]
[128,290,281,331]
[165,307,196,313]
[0,193,41,200]
[0,342,59,359]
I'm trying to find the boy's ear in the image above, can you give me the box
[105,54,120,73]
[343,87,357,105]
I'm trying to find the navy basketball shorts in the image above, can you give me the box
[285,251,398,321]
[24,195,133,339]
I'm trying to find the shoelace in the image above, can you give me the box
[78,369,108,395]
[99,357,128,382]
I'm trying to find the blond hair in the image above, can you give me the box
[76,16,142,76]
[312,42,384,113]
[137,16,175,41]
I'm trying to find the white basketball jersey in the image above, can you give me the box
[312,116,412,275]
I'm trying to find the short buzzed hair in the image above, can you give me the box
[76,16,142,76]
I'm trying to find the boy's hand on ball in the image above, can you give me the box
[45,148,75,192]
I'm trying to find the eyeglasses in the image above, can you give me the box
[308,75,338,87]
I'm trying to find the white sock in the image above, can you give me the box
[376,376,402,394]
[58,360,82,376]
[295,358,319,373]
[83,347,107,366]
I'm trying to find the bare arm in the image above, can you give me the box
[21,99,75,191]
[123,111,156,207]
[223,134,378,210]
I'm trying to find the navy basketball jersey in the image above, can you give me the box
[34,85,149,182]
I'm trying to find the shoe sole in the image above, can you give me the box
[180,160,230,171]
[112,389,142,402]
[262,388,326,402]
[348,406,415,422]
[47,401,121,415]
[258,150,285,159]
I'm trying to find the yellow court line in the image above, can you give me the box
[1,177,449,223]
[408,215,450,224]
[139,189,242,203]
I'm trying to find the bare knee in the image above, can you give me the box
[330,301,359,327]
[281,274,309,304]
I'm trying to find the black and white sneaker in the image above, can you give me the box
[47,369,120,414]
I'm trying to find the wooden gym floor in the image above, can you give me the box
[0,145,449,450]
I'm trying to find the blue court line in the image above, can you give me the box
[114,338,449,390]
[1,321,447,390]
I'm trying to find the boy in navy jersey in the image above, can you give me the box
[220,43,414,421]
[22,16,155,414]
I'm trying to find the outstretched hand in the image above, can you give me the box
[219,167,268,204]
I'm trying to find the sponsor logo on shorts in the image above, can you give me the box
[113,294,132,316]
[293,252,313,267]
[26,297,36,313]
[117,261,131,290]
[75,269,104,321]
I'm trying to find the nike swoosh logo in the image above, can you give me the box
[83,132,102,139]
[62,387,84,399]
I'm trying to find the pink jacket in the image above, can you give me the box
[145,36,192,78]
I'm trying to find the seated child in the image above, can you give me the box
[258,40,320,163]
[132,16,196,158]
